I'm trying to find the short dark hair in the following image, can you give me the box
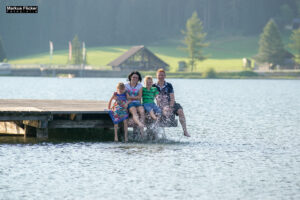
[128,71,142,82]
[156,68,166,75]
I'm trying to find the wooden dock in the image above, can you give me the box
[0,99,113,138]
[0,99,178,139]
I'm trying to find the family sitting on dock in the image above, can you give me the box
[108,69,190,142]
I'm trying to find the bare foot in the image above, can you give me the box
[137,121,144,127]
[114,137,119,142]
[150,120,158,129]
[184,131,191,137]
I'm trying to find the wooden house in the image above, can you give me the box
[108,45,169,71]
[254,50,296,70]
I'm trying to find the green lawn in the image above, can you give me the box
[9,36,265,72]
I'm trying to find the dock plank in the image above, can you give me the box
[0,99,108,114]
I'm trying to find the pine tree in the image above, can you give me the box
[255,19,286,66]
[71,35,82,65]
[289,28,300,64]
[0,36,7,62]
[182,12,209,72]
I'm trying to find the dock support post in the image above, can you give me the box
[36,128,48,139]
[24,125,36,137]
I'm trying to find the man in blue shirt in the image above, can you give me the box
[153,68,190,137]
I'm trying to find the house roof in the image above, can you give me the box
[108,45,168,67]
[284,50,294,59]
[108,46,144,67]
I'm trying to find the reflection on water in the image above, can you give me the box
[0,77,300,199]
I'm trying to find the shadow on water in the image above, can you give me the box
[0,128,191,146]
[0,128,115,145]
[49,128,114,142]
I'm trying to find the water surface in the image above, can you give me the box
[0,77,299,200]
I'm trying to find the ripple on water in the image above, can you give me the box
[0,78,300,199]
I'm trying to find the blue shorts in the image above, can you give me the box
[143,103,162,114]
[128,102,142,109]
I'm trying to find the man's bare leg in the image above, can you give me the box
[163,106,172,118]
[177,109,190,137]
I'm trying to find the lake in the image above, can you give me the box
[0,77,299,200]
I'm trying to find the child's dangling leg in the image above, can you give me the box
[114,124,118,142]
[149,110,157,121]
[123,119,128,142]
[149,109,159,130]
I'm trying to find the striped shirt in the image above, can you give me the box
[142,87,159,104]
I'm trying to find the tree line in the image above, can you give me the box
[0,0,299,58]
[182,13,300,71]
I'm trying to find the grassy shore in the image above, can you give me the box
[9,36,261,72]
[140,70,300,79]
[9,34,297,77]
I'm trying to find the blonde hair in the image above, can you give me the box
[156,68,165,75]
[144,75,153,84]
[116,82,125,90]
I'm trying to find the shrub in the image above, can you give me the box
[202,68,217,78]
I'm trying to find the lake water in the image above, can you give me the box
[0,77,299,200]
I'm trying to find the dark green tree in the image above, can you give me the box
[71,35,82,65]
[2,0,298,58]
[0,36,7,62]
[289,28,300,64]
[254,19,286,67]
[182,11,209,72]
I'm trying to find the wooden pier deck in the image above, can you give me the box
[0,99,178,139]
[0,99,113,138]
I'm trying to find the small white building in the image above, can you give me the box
[0,63,11,75]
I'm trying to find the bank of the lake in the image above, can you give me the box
[141,70,300,79]
[1,68,300,79]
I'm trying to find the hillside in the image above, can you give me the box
[9,35,291,72]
